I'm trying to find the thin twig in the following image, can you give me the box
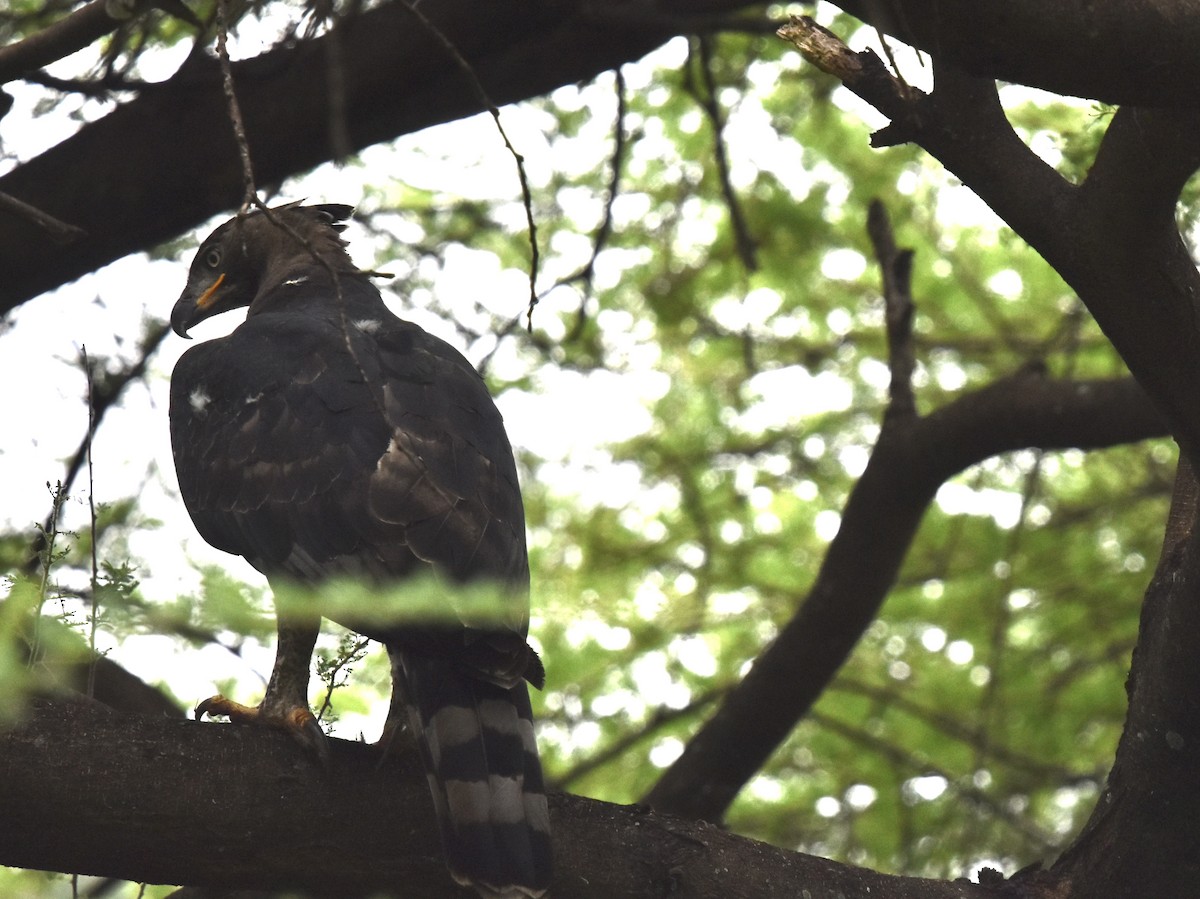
[81,347,100,700]
[215,0,257,210]
[550,687,722,792]
[481,66,631,373]
[394,0,541,330]
[689,35,757,272]
[562,66,628,343]
[0,191,85,243]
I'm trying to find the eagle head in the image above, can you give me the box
[171,202,356,338]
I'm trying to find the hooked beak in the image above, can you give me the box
[170,273,226,339]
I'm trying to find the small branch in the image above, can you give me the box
[550,687,721,792]
[22,69,149,96]
[687,35,757,272]
[0,0,127,86]
[24,320,171,577]
[0,191,85,243]
[0,0,199,85]
[866,199,916,418]
[777,15,921,142]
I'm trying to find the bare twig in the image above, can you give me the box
[215,0,257,211]
[394,0,541,330]
[687,35,757,272]
[777,15,921,147]
[24,321,170,578]
[550,687,722,792]
[0,192,85,243]
[491,65,630,365]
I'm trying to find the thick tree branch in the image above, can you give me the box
[867,199,916,419]
[644,370,1167,820]
[0,696,992,899]
[831,0,1200,107]
[1047,458,1200,897]
[763,19,1200,896]
[9,0,1200,315]
[0,0,705,313]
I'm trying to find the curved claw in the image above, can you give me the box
[194,695,330,770]
[287,706,331,770]
[195,695,261,723]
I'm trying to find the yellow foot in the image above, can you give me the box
[195,694,330,768]
[195,695,262,723]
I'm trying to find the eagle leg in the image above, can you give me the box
[195,611,329,767]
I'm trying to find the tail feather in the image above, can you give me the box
[394,651,552,898]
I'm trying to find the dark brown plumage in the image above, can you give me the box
[169,203,551,898]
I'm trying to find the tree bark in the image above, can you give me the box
[833,0,1200,107]
[1044,461,1200,898]
[0,695,992,898]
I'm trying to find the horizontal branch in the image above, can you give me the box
[0,696,990,899]
[0,0,704,312]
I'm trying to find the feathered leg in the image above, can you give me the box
[390,647,552,898]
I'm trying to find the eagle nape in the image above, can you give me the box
[168,202,552,899]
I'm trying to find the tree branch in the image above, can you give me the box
[0,0,696,313]
[830,0,1200,107]
[781,16,1200,459]
[0,696,993,899]
[644,370,1167,821]
[1048,457,1200,897]
[867,199,916,419]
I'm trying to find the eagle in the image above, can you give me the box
[168,202,551,898]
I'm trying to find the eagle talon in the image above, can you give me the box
[194,696,330,768]
[195,694,261,723]
[287,707,332,770]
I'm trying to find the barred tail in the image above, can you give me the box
[393,652,552,898]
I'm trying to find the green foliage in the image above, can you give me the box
[415,27,1166,880]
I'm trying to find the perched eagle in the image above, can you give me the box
[168,203,551,898]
